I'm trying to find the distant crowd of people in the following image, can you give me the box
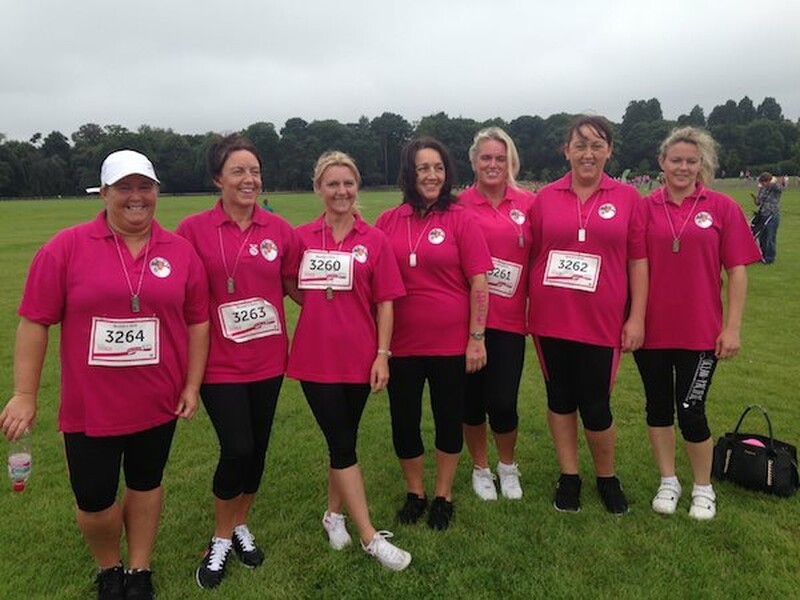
[1,116,766,599]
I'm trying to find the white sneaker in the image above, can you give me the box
[651,481,682,514]
[472,467,498,501]
[689,491,716,521]
[322,511,352,550]
[497,462,523,500]
[362,531,411,571]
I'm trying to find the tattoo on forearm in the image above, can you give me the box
[475,290,488,326]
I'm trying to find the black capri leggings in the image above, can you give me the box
[536,336,617,432]
[464,328,525,433]
[301,381,371,469]
[388,355,466,458]
[64,419,177,513]
[201,376,283,500]
[634,349,717,443]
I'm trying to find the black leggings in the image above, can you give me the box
[464,328,525,433]
[388,355,466,458]
[536,337,616,432]
[301,381,370,469]
[201,376,282,500]
[64,419,177,513]
[634,349,717,443]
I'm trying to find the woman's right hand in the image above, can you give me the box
[0,393,37,441]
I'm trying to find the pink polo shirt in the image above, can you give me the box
[286,214,405,383]
[528,173,646,347]
[19,212,209,437]
[641,185,762,350]
[176,201,299,383]
[375,202,494,356]
[460,185,535,335]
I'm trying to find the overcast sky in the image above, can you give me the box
[2,1,799,142]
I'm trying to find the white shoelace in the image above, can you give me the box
[234,525,257,552]
[206,538,232,571]
[368,531,403,560]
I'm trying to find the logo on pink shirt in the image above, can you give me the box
[428,228,446,244]
[598,203,617,219]
[352,245,368,264]
[510,209,526,224]
[260,239,278,261]
[694,212,713,229]
[149,257,172,278]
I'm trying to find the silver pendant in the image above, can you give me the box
[409,252,417,267]
[131,295,140,313]
[227,277,235,294]
[326,287,334,300]
[672,239,680,253]
[578,228,586,242]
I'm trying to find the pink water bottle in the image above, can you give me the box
[7,432,32,492]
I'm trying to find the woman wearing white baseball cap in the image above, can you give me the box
[0,149,210,600]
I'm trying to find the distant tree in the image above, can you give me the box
[243,122,280,190]
[707,100,740,127]
[71,123,105,145]
[278,118,312,190]
[756,97,783,122]
[677,105,706,127]
[743,119,784,164]
[370,112,412,186]
[737,96,757,123]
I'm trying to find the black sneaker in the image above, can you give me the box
[553,474,582,512]
[396,493,428,524]
[232,525,265,568]
[427,496,454,531]
[195,538,232,589]
[125,569,154,600]
[597,476,630,514]
[95,564,125,600]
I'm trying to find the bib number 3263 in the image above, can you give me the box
[218,297,281,343]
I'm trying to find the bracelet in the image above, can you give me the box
[377,349,393,358]
[469,331,485,341]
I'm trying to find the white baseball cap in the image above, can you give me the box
[99,150,160,187]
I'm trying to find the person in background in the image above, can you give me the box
[459,127,535,501]
[752,171,782,264]
[635,127,761,520]
[176,134,298,589]
[375,137,492,530]
[0,150,210,600]
[286,151,411,570]
[527,115,648,514]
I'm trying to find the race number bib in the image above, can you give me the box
[543,250,601,292]
[487,257,522,298]
[218,297,281,343]
[298,250,354,291]
[88,317,159,366]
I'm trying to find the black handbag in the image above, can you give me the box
[712,405,799,497]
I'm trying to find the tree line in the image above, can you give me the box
[1,96,797,198]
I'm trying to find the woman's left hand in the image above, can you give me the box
[621,317,644,352]
[370,355,390,393]
[175,387,199,419]
[465,338,487,373]
[715,327,741,359]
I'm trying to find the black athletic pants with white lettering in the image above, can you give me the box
[634,349,718,443]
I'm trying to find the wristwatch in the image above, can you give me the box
[469,331,485,341]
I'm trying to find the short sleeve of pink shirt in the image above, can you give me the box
[176,202,298,383]
[459,185,535,334]
[641,186,762,350]
[375,202,493,356]
[528,173,645,347]
[287,215,405,383]
[19,213,210,436]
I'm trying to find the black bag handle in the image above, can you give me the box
[731,404,776,453]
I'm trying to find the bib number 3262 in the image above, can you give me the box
[543,250,601,292]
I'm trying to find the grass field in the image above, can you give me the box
[1,182,798,599]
